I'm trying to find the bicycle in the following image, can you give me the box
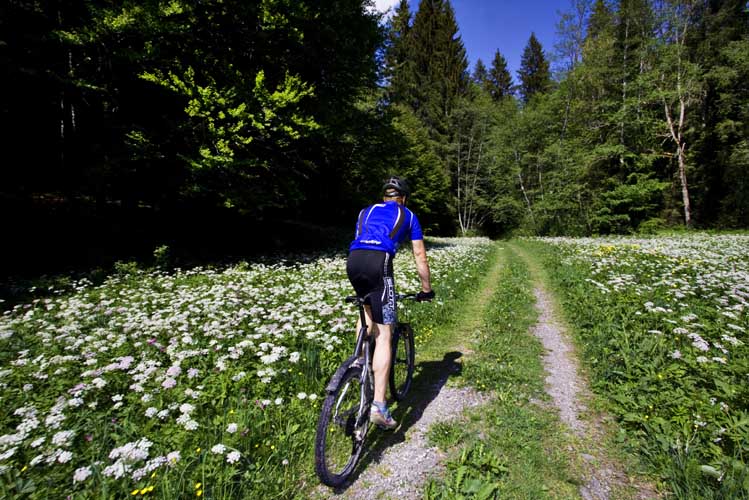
[314,293,418,487]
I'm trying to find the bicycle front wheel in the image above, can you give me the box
[389,323,415,401]
[315,366,369,487]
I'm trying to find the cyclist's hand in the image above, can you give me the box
[416,290,435,302]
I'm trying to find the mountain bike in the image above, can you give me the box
[314,293,418,487]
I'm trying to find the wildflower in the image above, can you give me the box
[274,398,283,405]
[161,378,176,389]
[297,392,307,400]
[671,350,682,359]
[226,450,241,464]
[211,444,226,455]
[166,451,180,464]
[187,368,200,378]
[73,466,92,483]
[57,450,73,463]
[226,423,238,434]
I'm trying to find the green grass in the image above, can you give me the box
[424,245,580,499]
[522,235,749,499]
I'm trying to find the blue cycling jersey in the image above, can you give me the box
[349,201,424,256]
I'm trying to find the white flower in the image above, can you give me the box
[297,392,307,400]
[226,450,241,464]
[52,430,74,446]
[211,444,226,455]
[58,450,73,463]
[145,407,158,418]
[184,419,198,431]
[179,403,194,414]
[274,397,283,405]
[226,423,238,434]
[187,368,200,379]
[73,466,92,483]
[308,394,318,401]
[166,450,180,465]
[671,350,682,359]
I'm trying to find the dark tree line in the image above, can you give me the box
[2,0,748,276]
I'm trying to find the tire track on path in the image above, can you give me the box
[314,244,505,500]
[511,242,658,500]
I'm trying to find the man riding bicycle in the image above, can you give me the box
[346,176,434,429]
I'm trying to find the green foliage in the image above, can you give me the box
[427,246,580,498]
[532,235,749,498]
[517,33,551,103]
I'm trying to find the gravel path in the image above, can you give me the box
[316,365,489,500]
[531,286,656,500]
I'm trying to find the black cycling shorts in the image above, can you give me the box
[346,249,396,325]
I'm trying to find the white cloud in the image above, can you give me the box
[372,0,401,17]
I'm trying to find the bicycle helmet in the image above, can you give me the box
[382,176,410,197]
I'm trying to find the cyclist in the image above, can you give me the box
[346,175,434,430]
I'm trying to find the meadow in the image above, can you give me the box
[531,234,749,497]
[0,238,494,499]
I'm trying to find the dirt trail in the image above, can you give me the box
[514,243,658,500]
[315,246,505,500]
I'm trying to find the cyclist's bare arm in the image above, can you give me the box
[411,239,432,293]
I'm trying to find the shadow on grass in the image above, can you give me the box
[327,350,464,494]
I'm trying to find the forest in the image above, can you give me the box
[2,0,748,276]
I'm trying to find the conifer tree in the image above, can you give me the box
[472,59,488,87]
[517,33,551,103]
[488,50,513,100]
[384,0,414,105]
[409,0,468,138]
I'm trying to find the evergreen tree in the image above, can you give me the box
[472,58,488,87]
[409,0,469,138]
[517,33,551,103]
[487,50,514,100]
[383,0,414,105]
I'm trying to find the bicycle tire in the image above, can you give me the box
[389,323,415,401]
[315,366,370,487]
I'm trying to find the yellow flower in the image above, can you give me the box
[196,490,203,497]
[151,472,157,478]
[146,486,154,493]
[229,410,235,414]
[131,490,139,496]
[196,447,201,453]
[195,482,202,489]
[21,466,28,472]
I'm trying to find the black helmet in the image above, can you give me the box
[382,176,410,197]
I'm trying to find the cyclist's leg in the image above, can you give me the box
[354,304,378,337]
[371,322,392,403]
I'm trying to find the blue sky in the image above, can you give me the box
[374,0,572,80]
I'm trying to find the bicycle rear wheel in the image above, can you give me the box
[315,366,369,487]
[389,323,415,401]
